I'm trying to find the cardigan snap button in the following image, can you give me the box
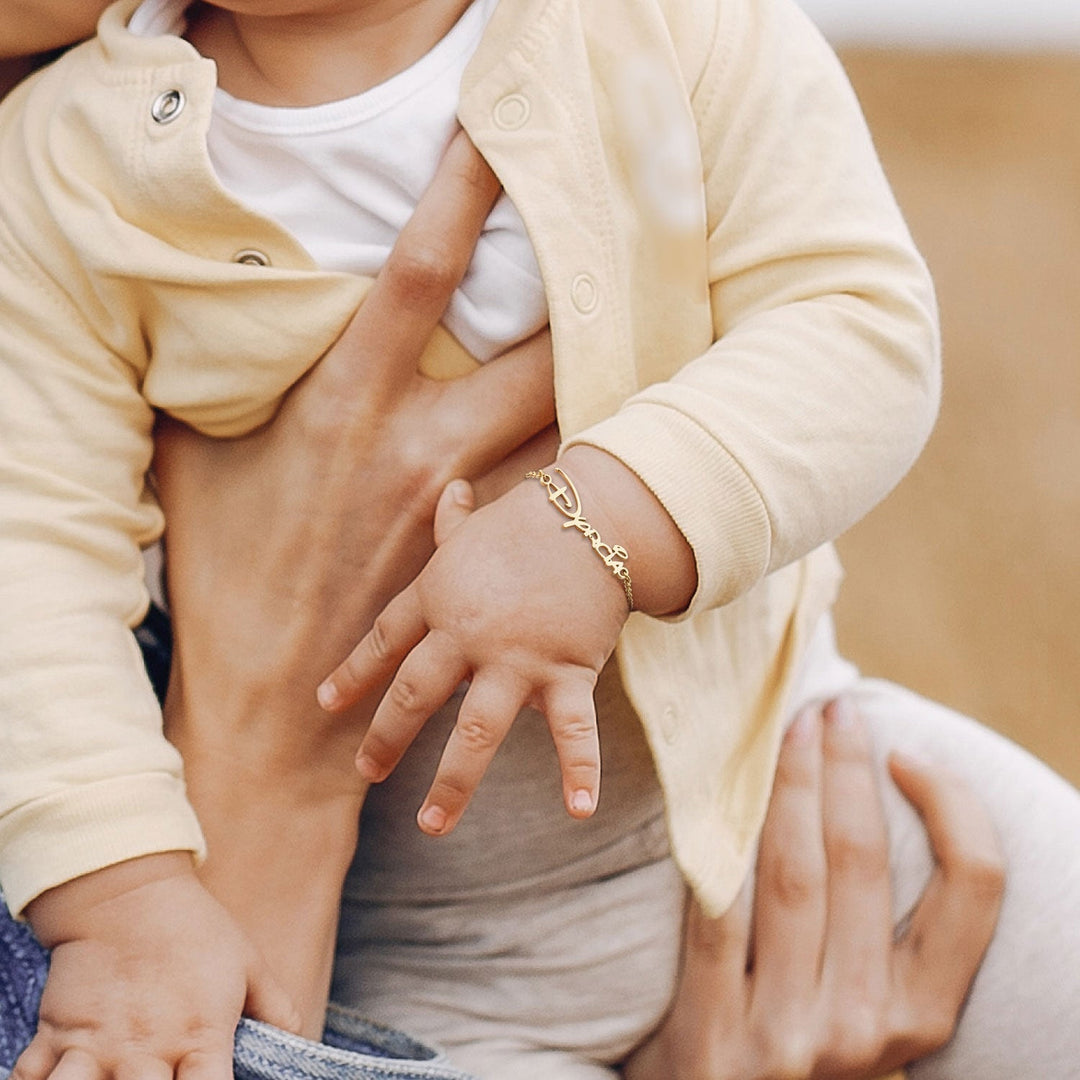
[150,89,185,125]
[233,248,271,267]
[493,93,530,131]
[570,273,599,315]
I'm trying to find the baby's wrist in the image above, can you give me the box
[533,445,697,616]
[25,851,197,947]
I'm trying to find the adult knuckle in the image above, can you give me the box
[759,849,824,910]
[827,1004,887,1071]
[901,1001,958,1057]
[392,435,448,510]
[757,1029,815,1080]
[921,1009,959,1054]
[292,381,358,444]
[658,1025,730,1080]
[826,829,889,881]
[385,241,460,305]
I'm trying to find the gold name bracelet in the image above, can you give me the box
[525,467,633,612]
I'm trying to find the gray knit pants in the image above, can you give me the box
[333,619,1080,1079]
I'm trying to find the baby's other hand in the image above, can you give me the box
[14,853,299,1080]
[318,469,633,837]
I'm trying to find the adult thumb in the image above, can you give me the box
[434,479,475,546]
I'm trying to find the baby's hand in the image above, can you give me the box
[318,466,635,836]
[14,853,298,1080]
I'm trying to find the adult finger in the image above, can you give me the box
[888,753,1004,1025]
[317,588,429,712]
[417,669,528,835]
[751,705,827,1005]
[354,632,470,784]
[622,889,752,1080]
[327,129,501,395]
[541,675,602,818]
[442,328,556,481]
[819,699,892,997]
[677,886,753,1022]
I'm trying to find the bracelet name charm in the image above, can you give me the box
[525,467,634,611]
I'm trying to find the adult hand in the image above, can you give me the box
[156,128,556,801]
[623,699,1005,1080]
[153,128,558,1035]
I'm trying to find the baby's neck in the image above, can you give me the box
[184,0,474,106]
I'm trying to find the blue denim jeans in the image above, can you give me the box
[0,886,475,1079]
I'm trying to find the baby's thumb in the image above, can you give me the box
[244,959,304,1035]
[434,479,475,546]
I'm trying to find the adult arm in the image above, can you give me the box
[154,131,558,1035]
[623,700,1004,1080]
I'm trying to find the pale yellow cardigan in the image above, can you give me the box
[0,0,938,917]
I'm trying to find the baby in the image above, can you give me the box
[0,0,942,1077]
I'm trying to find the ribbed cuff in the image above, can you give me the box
[0,773,206,917]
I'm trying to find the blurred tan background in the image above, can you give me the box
[831,51,1080,790]
[830,48,1079,1080]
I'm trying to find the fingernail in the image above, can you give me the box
[317,682,339,710]
[786,705,818,744]
[419,804,448,834]
[570,789,595,815]
[448,479,472,507]
[355,754,381,782]
[827,697,858,730]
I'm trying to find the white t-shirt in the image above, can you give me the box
[130,0,548,361]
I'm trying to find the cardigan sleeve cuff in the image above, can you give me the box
[0,773,206,918]
[564,400,773,615]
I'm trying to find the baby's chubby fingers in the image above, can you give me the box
[166,1043,234,1080]
[8,1037,59,1080]
[416,669,529,835]
[352,630,470,783]
[317,588,428,713]
[541,674,602,818]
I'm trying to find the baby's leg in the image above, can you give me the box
[847,679,1080,1079]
